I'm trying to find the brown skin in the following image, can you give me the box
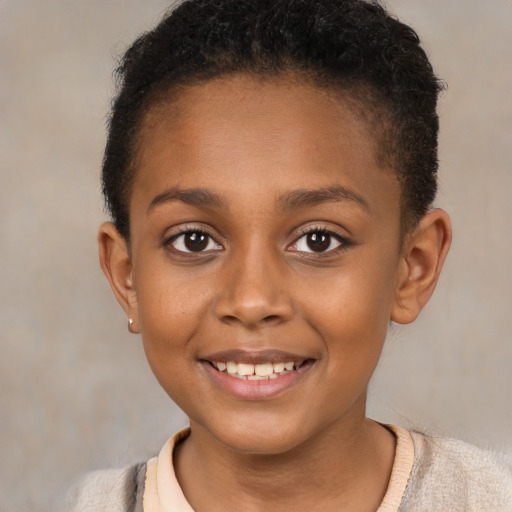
[99,75,451,511]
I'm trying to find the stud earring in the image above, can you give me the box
[128,318,136,333]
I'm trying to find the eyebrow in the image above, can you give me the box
[277,186,372,215]
[147,187,226,214]
[147,184,371,215]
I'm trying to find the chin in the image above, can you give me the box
[202,414,317,456]
[220,432,304,456]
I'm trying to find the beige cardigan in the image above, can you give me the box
[63,427,512,511]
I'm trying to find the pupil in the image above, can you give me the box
[307,232,330,252]
[184,232,208,251]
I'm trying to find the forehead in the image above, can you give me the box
[132,74,399,216]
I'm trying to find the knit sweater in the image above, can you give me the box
[62,426,512,511]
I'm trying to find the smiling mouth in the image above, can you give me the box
[206,359,314,380]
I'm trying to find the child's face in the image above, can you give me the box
[127,75,404,453]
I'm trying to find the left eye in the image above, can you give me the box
[169,231,222,253]
[290,231,343,253]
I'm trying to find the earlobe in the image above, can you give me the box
[98,222,140,334]
[391,209,452,325]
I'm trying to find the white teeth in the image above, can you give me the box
[273,362,285,373]
[237,363,255,376]
[255,363,274,377]
[212,360,302,378]
[226,361,238,374]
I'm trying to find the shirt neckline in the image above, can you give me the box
[144,424,415,512]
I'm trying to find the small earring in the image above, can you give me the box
[128,318,136,333]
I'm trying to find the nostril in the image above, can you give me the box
[219,313,284,327]
[263,314,281,323]
[221,314,240,325]
[214,289,294,327]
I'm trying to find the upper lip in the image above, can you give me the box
[200,349,311,365]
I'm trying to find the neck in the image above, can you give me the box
[174,410,395,512]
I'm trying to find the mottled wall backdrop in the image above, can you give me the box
[1,1,511,510]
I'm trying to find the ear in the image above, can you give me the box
[391,209,452,325]
[98,222,140,334]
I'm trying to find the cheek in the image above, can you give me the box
[137,278,209,408]
[135,248,213,327]
[134,263,215,371]
[300,252,398,363]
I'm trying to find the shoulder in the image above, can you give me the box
[400,431,512,511]
[59,463,146,512]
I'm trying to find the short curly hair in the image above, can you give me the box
[102,0,444,240]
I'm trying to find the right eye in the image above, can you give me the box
[168,230,222,253]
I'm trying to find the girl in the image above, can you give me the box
[67,0,511,510]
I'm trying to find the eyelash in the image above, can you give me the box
[288,226,351,255]
[166,226,221,254]
[165,225,351,255]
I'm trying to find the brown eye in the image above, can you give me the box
[169,230,222,253]
[306,232,331,252]
[184,232,208,251]
[288,230,345,254]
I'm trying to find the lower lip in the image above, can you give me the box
[200,361,314,400]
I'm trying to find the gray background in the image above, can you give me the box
[1,1,511,510]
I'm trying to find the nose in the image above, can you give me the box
[213,245,294,329]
